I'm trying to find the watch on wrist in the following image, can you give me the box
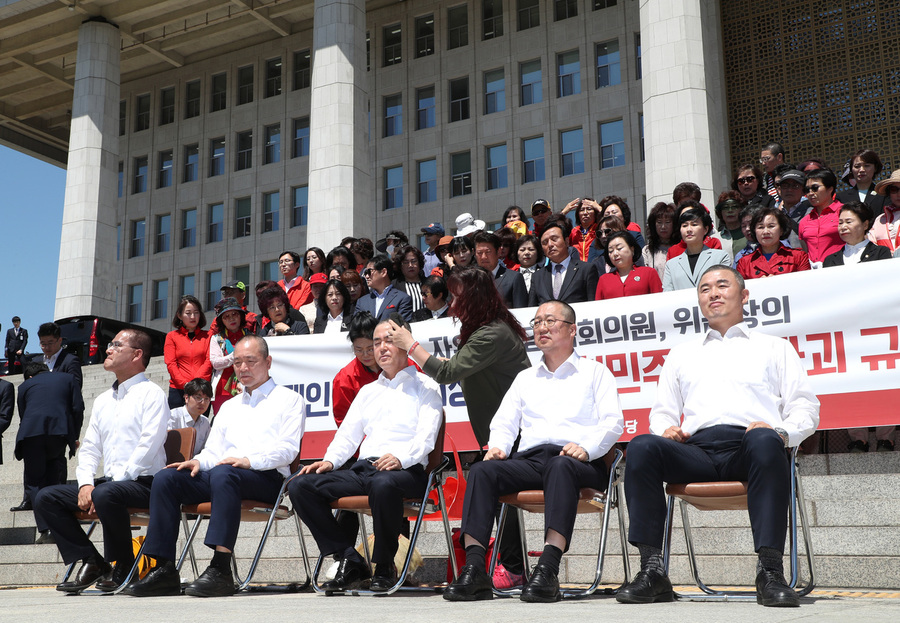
[774,427,789,448]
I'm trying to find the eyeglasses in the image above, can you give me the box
[737,176,757,184]
[401,260,419,266]
[277,259,295,266]
[108,341,135,351]
[600,228,614,236]
[186,393,211,402]
[352,345,374,356]
[804,184,823,193]
[362,268,374,278]
[759,156,773,163]
[267,303,286,312]
[529,318,575,329]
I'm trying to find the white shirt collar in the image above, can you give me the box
[113,372,149,397]
[703,321,751,344]
[535,350,580,378]
[242,377,277,406]
[377,364,417,387]
[432,304,449,318]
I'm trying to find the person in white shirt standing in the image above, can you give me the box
[34,329,169,594]
[167,377,213,455]
[617,265,820,608]
[289,314,442,593]
[125,335,305,598]
[443,300,624,603]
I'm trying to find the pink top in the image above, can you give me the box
[798,199,843,263]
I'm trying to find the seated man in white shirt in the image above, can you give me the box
[443,300,624,603]
[124,335,305,598]
[34,329,169,593]
[289,314,442,593]
[617,266,820,608]
[167,378,212,455]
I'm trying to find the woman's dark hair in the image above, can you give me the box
[839,201,876,234]
[672,182,701,205]
[678,206,713,236]
[749,206,792,243]
[317,278,353,317]
[730,163,765,191]
[173,295,207,329]
[347,311,378,342]
[805,167,838,191]
[495,227,518,253]
[302,247,327,280]
[850,149,883,177]
[257,287,291,318]
[646,202,677,251]
[340,268,367,295]
[326,246,358,271]
[394,245,426,282]
[714,190,746,224]
[449,236,475,265]
[502,205,526,223]
[446,266,527,346]
[329,265,346,280]
[350,238,375,264]
[740,204,761,244]
[604,231,641,268]
[592,215,626,249]
[421,275,449,302]
[515,234,544,264]
[600,195,632,227]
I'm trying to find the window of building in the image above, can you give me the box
[450,151,472,197]
[291,186,308,227]
[560,128,585,176]
[554,0,578,21]
[159,87,175,125]
[517,0,540,31]
[292,117,310,157]
[416,86,435,129]
[130,219,145,258]
[383,23,402,66]
[264,57,282,97]
[263,191,279,232]
[235,197,251,238]
[155,214,171,253]
[449,77,470,122]
[117,161,123,197]
[635,33,642,80]
[183,144,199,182]
[209,137,225,177]
[599,119,625,168]
[181,208,197,248]
[483,0,503,40]
[522,136,545,183]
[185,80,201,118]
[119,100,126,136]
[237,65,254,105]
[233,265,250,289]
[593,0,617,10]
[384,166,403,209]
[152,279,168,320]
[415,15,434,58]
[206,271,222,313]
[135,94,150,132]
[484,69,505,114]
[520,59,542,106]
[128,284,142,323]
[384,94,402,137]
[180,274,195,298]
[264,124,281,164]
[261,261,280,283]
[157,149,173,188]
[448,5,468,50]
[211,72,227,111]
[638,113,645,161]
[366,31,370,71]
[133,156,148,194]
[417,159,437,203]
[293,49,311,90]
[236,130,253,171]
[557,50,581,97]
[485,144,508,190]
[208,203,224,243]
[596,40,621,88]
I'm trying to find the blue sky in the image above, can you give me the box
[0,145,66,356]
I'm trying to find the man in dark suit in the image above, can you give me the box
[0,378,15,465]
[37,322,83,389]
[5,316,28,374]
[356,253,413,322]
[528,222,598,306]
[474,232,528,308]
[12,363,84,539]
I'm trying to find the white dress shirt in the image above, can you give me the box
[323,366,442,470]
[841,239,868,265]
[168,406,211,456]
[374,284,395,317]
[75,373,170,488]
[488,352,624,461]
[195,378,305,477]
[649,322,820,447]
[324,312,344,333]
[43,349,61,370]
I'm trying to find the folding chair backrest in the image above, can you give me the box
[601,445,619,472]
[165,427,196,463]
[425,412,447,473]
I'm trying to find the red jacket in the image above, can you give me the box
[737,245,810,279]
[164,327,213,389]
[595,266,663,300]
[569,224,598,262]
[666,235,723,260]
[331,356,380,427]
[279,276,313,309]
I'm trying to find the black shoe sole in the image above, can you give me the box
[442,588,493,601]
[184,586,234,597]
[615,590,675,604]
[757,594,800,607]
[520,589,561,603]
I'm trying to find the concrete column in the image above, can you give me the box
[640,0,729,206]
[306,0,371,249]
[55,18,120,320]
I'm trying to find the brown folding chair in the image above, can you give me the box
[486,447,629,598]
[662,446,816,600]
[61,427,197,594]
[298,416,456,596]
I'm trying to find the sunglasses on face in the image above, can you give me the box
[805,184,823,193]
[737,176,756,184]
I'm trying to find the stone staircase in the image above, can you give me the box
[1,359,898,589]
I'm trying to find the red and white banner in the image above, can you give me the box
[267,261,900,458]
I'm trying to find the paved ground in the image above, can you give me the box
[3,585,899,622]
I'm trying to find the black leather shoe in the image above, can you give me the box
[443,564,493,601]
[520,563,561,602]
[369,565,398,593]
[56,559,112,593]
[10,500,32,512]
[615,569,675,604]
[95,560,134,592]
[184,566,235,597]
[122,561,182,597]
[35,530,55,545]
[756,569,799,607]
[321,557,371,593]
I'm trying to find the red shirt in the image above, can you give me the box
[164,327,213,389]
[736,245,810,279]
[798,200,843,263]
[666,236,723,260]
[595,266,663,300]
[331,356,380,427]
[503,257,521,271]
[569,224,597,262]
[279,276,313,309]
